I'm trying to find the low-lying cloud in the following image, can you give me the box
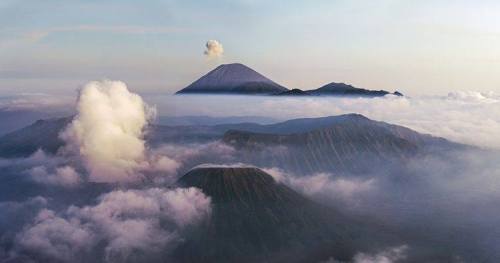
[352,245,409,263]
[28,165,81,188]
[3,79,500,261]
[14,187,211,262]
[155,92,500,148]
[264,168,375,205]
[322,245,408,263]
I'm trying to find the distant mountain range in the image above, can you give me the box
[175,63,403,97]
[0,114,464,177]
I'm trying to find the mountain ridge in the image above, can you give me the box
[0,114,463,159]
[175,63,403,96]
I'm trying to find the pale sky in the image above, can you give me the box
[1,0,500,96]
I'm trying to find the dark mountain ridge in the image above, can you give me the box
[277,82,403,97]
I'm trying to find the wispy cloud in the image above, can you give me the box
[18,25,188,43]
[0,25,188,43]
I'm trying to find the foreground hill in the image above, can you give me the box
[175,166,395,263]
[176,63,288,95]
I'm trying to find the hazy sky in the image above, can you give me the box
[1,0,500,96]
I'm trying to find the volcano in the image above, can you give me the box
[175,63,288,95]
[174,166,395,263]
[221,114,464,175]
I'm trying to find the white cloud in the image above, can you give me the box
[22,25,187,43]
[264,168,375,202]
[28,165,81,188]
[352,245,408,263]
[15,187,211,262]
[320,245,408,263]
[60,80,156,183]
[16,209,95,262]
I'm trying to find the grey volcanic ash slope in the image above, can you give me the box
[175,167,395,263]
[176,63,288,94]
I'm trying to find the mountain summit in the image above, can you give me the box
[175,166,374,263]
[176,63,288,94]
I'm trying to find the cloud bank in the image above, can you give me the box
[15,187,211,262]
[264,168,375,204]
[155,92,500,148]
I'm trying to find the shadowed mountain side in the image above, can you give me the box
[0,117,72,158]
[175,167,397,263]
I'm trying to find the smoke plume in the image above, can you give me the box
[60,80,158,183]
[204,40,224,59]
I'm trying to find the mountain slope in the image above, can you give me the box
[221,114,464,175]
[0,117,71,158]
[176,63,288,95]
[175,167,393,263]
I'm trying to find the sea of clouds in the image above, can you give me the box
[2,81,500,262]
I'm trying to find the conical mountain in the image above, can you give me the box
[176,63,288,94]
[174,166,395,263]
